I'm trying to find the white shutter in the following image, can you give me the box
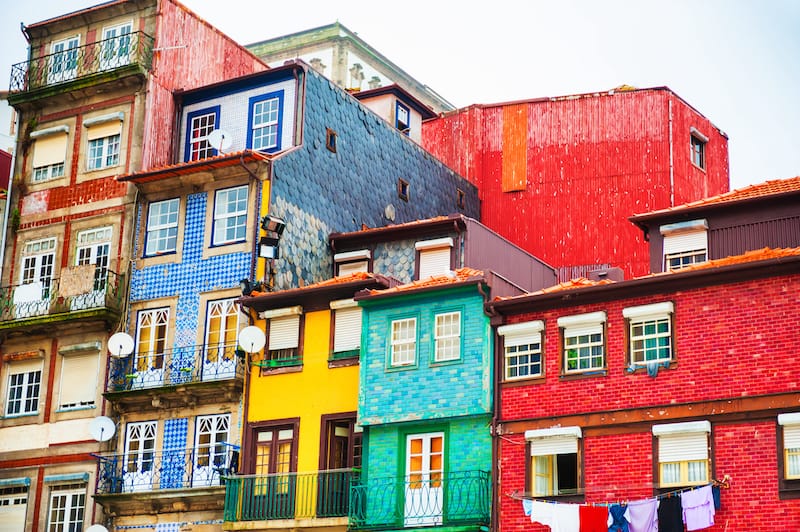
[86,121,122,141]
[530,437,578,456]
[334,307,361,352]
[268,315,299,350]
[663,230,707,255]
[418,248,451,279]
[0,495,27,532]
[499,320,545,348]
[59,353,99,408]
[338,260,368,276]
[658,432,708,462]
[563,323,603,338]
[784,425,800,449]
[32,134,68,168]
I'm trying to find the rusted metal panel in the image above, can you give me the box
[501,104,527,192]
[422,88,729,280]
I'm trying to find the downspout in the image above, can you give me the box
[668,98,674,207]
[0,111,19,282]
[486,298,501,532]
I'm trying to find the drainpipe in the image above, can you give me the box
[668,98,674,207]
[0,109,20,283]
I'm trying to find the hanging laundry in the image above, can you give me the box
[522,498,533,516]
[551,503,580,531]
[681,484,715,530]
[657,495,683,532]
[711,485,721,510]
[530,500,556,528]
[578,504,608,531]
[625,498,658,532]
[607,503,630,532]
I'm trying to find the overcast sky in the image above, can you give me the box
[2,0,798,190]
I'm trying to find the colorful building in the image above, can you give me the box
[0,1,264,530]
[422,86,730,280]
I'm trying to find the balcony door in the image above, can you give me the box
[405,432,444,526]
[318,416,361,517]
[71,227,111,310]
[248,425,297,519]
[49,36,79,83]
[193,414,230,487]
[100,22,133,70]
[123,421,156,492]
[203,299,239,381]
[15,238,56,318]
[133,308,168,388]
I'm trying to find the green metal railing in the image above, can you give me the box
[349,470,490,530]
[9,31,153,94]
[224,469,356,522]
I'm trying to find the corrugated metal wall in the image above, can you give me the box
[422,89,730,280]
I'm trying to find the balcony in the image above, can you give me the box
[349,471,490,530]
[0,268,124,334]
[223,469,356,527]
[94,446,235,516]
[105,342,245,411]
[8,31,154,105]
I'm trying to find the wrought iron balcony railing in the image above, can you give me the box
[349,470,490,530]
[95,446,238,495]
[107,342,246,392]
[9,31,154,94]
[223,469,357,522]
[0,268,123,323]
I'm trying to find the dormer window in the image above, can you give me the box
[185,106,220,162]
[690,128,708,170]
[395,101,410,136]
[334,250,370,276]
[415,238,453,280]
[661,219,708,271]
[248,91,283,152]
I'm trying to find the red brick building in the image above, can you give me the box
[423,87,730,281]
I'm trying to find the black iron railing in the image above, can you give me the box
[107,342,246,391]
[9,31,154,93]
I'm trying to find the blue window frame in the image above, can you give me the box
[184,106,220,162]
[395,101,410,136]
[212,185,248,246]
[246,91,284,153]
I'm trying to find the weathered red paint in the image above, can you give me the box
[422,88,729,280]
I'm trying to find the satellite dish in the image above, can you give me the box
[207,129,233,153]
[108,332,134,358]
[238,326,266,354]
[89,416,116,442]
[86,526,109,532]
[384,203,396,221]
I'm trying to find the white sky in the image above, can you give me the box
[2,0,799,190]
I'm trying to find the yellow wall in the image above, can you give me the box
[247,309,360,472]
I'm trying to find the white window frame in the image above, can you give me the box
[690,128,708,170]
[100,21,133,70]
[661,219,708,271]
[434,311,461,362]
[499,320,545,380]
[188,109,218,161]
[49,35,80,83]
[334,249,371,276]
[779,413,800,480]
[558,311,606,374]
[213,185,248,246]
[145,198,180,256]
[624,302,674,365]
[5,360,43,417]
[87,133,120,170]
[526,426,582,497]
[390,317,417,367]
[47,484,86,532]
[653,421,711,487]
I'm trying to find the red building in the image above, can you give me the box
[487,176,800,530]
[422,86,729,281]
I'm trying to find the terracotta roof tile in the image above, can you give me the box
[362,267,484,296]
[118,150,271,183]
[247,271,376,297]
[633,176,800,218]
[672,247,800,273]
[539,277,615,293]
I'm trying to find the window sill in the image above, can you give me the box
[560,370,607,381]
[430,357,463,367]
[329,356,359,369]
[258,364,303,376]
[56,405,97,413]
[386,363,418,372]
[690,162,707,173]
[779,480,800,499]
[502,375,546,387]
[2,412,39,420]
[626,361,677,374]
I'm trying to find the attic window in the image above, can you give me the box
[397,179,409,202]
[326,128,337,153]
[395,101,410,136]
[456,189,465,210]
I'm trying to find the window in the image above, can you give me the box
[185,107,220,162]
[0,486,28,531]
[264,307,302,367]
[558,311,606,374]
[390,318,417,367]
[434,312,461,362]
[331,299,362,360]
[624,302,674,366]
[319,415,361,517]
[690,128,708,170]
[397,178,409,202]
[326,128,337,153]
[193,414,231,487]
[653,421,710,488]
[415,238,453,280]
[20,237,56,294]
[334,250,370,276]
[100,22,133,70]
[405,432,444,526]
[49,36,79,84]
[213,186,248,246]
[779,413,800,485]
[123,421,157,492]
[76,226,112,294]
[203,298,240,380]
[31,127,68,183]
[248,92,283,152]
[661,219,708,271]
[5,360,42,416]
[456,189,465,210]
[145,198,179,256]
[47,484,85,532]
[395,101,410,135]
[251,422,298,514]
[526,427,581,497]
[58,351,99,410]
[87,133,120,170]
[499,320,545,380]
[133,308,169,388]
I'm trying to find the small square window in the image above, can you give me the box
[624,302,674,366]
[661,220,708,271]
[326,128,337,153]
[690,133,706,170]
[397,179,409,202]
[558,312,606,374]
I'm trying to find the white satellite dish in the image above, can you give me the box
[238,326,266,354]
[207,129,233,153]
[108,332,134,358]
[89,416,116,442]
[86,525,109,532]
